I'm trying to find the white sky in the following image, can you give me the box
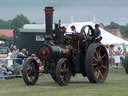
[0,0,128,25]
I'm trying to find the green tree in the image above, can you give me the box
[105,21,128,38]
[0,14,30,29]
[10,14,30,29]
[105,21,120,29]
[0,19,10,29]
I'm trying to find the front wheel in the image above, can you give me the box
[85,43,109,83]
[23,58,39,85]
[50,73,57,82]
[55,58,72,86]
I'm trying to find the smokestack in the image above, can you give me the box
[44,7,54,40]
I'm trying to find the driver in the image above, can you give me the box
[94,24,102,42]
[71,25,79,34]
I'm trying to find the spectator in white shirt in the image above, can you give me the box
[115,47,125,68]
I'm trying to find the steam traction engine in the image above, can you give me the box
[23,7,109,86]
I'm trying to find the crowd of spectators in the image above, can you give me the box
[1,64,14,75]
[106,44,127,70]
[0,45,43,80]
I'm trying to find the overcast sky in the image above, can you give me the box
[0,0,128,25]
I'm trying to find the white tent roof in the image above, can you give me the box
[23,24,69,29]
[23,24,45,29]
[67,22,128,45]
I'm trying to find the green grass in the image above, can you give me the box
[0,68,128,96]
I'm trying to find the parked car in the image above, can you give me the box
[0,47,10,59]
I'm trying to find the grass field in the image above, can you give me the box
[0,68,128,96]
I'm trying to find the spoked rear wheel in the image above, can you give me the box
[85,43,109,83]
[124,55,128,74]
[55,58,72,86]
[23,58,39,85]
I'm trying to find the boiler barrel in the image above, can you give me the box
[38,44,70,61]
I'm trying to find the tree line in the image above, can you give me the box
[0,14,30,29]
[0,14,30,47]
[105,22,128,38]
[0,14,128,38]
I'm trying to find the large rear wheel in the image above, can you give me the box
[85,43,109,83]
[124,55,128,74]
[23,58,39,85]
[55,58,72,86]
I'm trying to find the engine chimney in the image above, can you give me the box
[44,7,54,40]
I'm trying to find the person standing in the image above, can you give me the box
[11,46,19,59]
[109,44,116,69]
[115,47,125,67]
